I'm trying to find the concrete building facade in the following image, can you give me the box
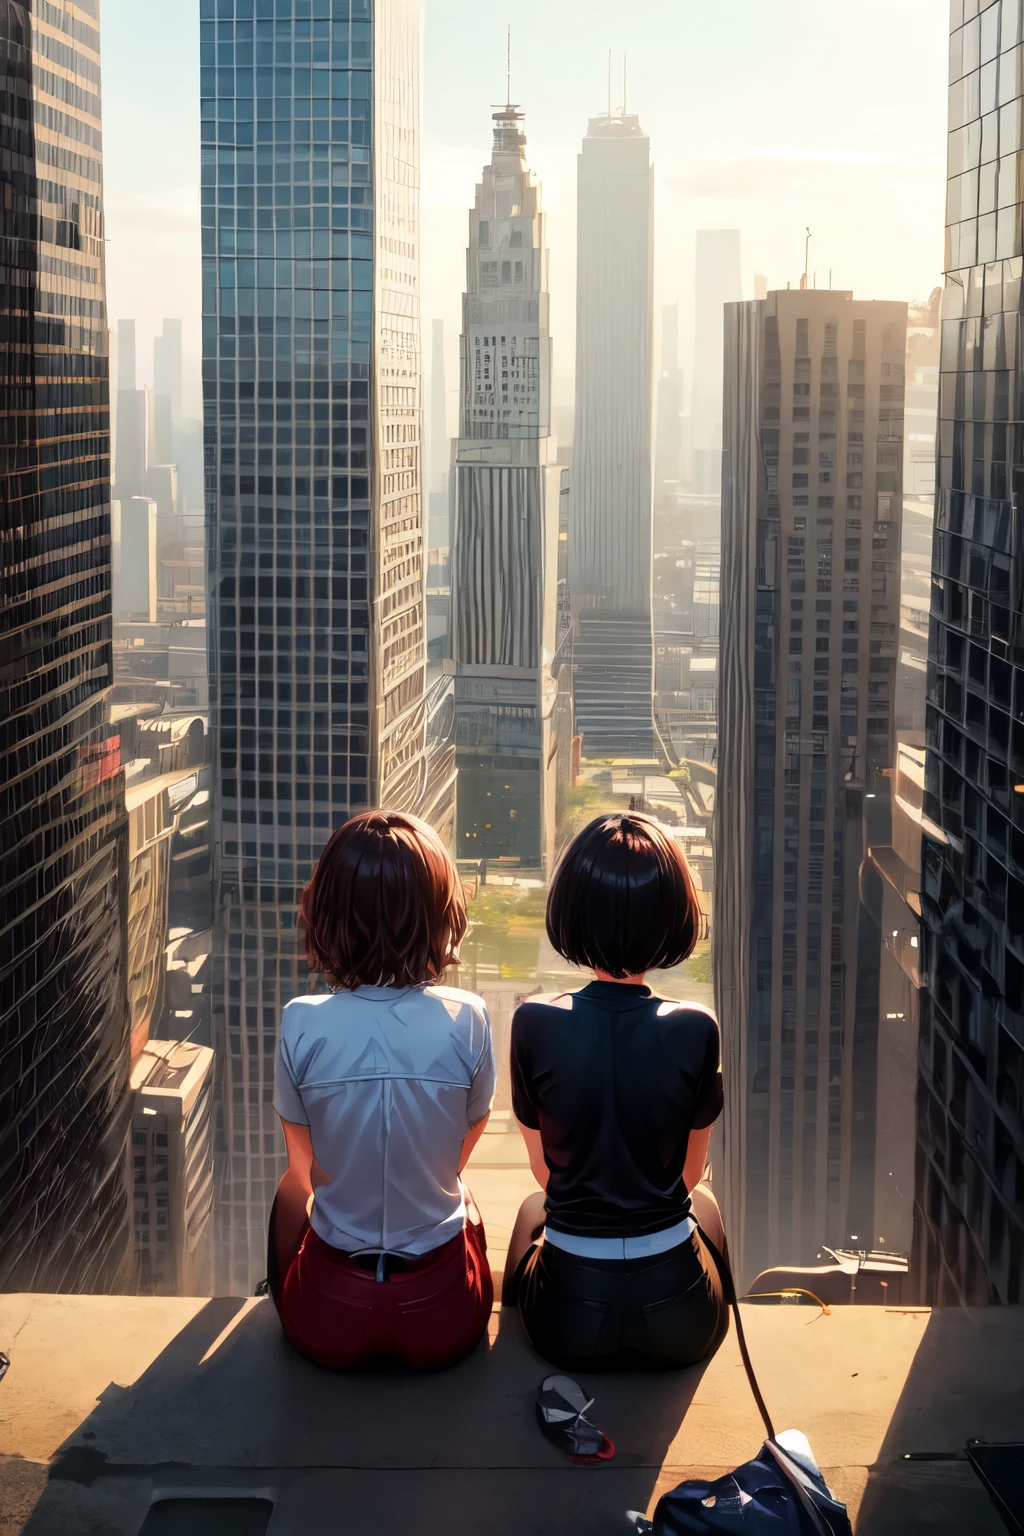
[131,1039,215,1297]
[716,288,907,1286]
[449,106,559,870]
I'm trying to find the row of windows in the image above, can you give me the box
[202,63,372,93]
[206,33,369,68]
[201,6,369,32]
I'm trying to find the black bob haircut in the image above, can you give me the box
[546,812,702,978]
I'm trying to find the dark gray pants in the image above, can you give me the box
[516,1229,729,1372]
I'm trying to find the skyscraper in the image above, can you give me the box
[0,0,132,1292]
[569,111,655,760]
[915,0,1024,1305]
[202,0,427,1291]
[426,316,449,550]
[449,105,558,869]
[153,317,184,427]
[692,230,741,494]
[655,302,684,502]
[716,288,907,1286]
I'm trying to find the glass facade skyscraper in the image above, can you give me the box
[201,0,426,1291]
[917,0,1024,1305]
[0,0,132,1291]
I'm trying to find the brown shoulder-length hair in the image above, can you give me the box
[546,812,701,978]
[300,810,467,989]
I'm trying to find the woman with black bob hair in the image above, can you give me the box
[504,811,729,1372]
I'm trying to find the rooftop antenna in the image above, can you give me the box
[506,24,511,108]
[801,226,811,291]
[607,49,612,117]
[622,53,627,116]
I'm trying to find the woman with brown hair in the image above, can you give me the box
[503,812,729,1373]
[268,810,496,1371]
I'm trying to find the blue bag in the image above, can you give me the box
[632,1431,853,1534]
[629,1228,853,1536]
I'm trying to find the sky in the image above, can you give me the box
[100,0,949,426]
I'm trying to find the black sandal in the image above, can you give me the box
[535,1374,615,1464]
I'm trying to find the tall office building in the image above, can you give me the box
[569,111,656,760]
[716,288,907,1286]
[0,0,132,1291]
[655,302,684,501]
[154,317,184,425]
[692,230,741,494]
[426,316,449,549]
[202,0,427,1290]
[916,0,1024,1305]
[449,105,558,869]
[114,321,148,503]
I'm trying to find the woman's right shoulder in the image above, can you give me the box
[424,982,490,1024]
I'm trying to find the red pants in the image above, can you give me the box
[274,1213,493,1371]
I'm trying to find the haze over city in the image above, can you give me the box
[101,0,949,412]
[2,0,1023,1529]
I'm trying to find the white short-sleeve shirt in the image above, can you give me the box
[274,982,496,1257]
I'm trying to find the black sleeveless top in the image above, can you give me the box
[510,981,723,1238]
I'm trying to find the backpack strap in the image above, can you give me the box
[695,1221,776,1442]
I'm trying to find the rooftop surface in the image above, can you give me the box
[1,1260,1020,1534]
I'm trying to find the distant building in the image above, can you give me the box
[203,0,429,1291]
[427,318,451,551]
[0,0,133,1293]
[716,287,907,1287]
[153,318,184,428]
[449,105,559,870]
[120,496,158,622]
[915,2,1024,1305]
[569,111,656,760]
[655,303,685,501]
[692,230,741,494]
[116,710,209,1064]
[131,1039,215,1297]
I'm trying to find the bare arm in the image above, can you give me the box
[458,1112,490,1172]
[279,1118,330,1199]
[280,1118,315,1191]
[682,1123,713,1196]
[515,1119,550,1191]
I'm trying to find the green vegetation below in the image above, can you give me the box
[465,882,547,936]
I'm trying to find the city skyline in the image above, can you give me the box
[99,0,948,415]
[4,11,1024,1533]
[0,0,1018,1341]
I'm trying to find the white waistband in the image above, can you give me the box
[543,1214,696,1261]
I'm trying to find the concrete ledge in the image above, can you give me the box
[1,1296,1020,1534]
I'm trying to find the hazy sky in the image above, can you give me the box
[101,0,948,423]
